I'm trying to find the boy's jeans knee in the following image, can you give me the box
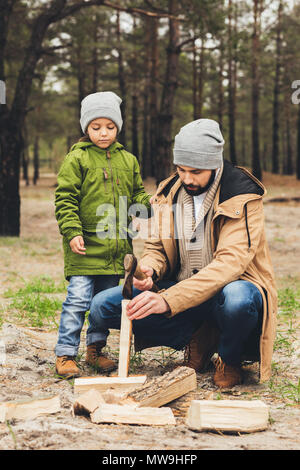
[55,275,119,357]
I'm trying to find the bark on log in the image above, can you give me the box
[125,366,197,408]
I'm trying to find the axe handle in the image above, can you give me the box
[118,299,132,377]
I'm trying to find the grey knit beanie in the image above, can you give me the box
[80,91,123,134]
[173,119,224,169]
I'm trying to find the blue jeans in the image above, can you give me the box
[88,279,263,366]
[55,275,120,357]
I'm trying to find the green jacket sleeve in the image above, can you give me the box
[132,157,152,215]
[55,152,83,243]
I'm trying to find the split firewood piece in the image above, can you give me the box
[73,389,106,416]
[74,375,147,395]
[90,404,176,426]
[124,366,197,408]
[186,400,269,433]
[0,395,60,422]
[118,299,132,378]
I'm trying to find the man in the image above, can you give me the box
[88,119,277,388]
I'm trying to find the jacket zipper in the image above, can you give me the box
[244,203,251,252]
[102,168,108,192]
[106,151,118,273]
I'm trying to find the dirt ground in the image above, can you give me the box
[0,171,299,451]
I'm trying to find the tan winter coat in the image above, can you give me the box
[138,161,277,382]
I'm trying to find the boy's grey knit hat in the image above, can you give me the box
[80,91,123,134]
[173,119,224,169]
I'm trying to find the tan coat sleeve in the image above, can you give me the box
[138,237,169,280]
[160,198,265,316]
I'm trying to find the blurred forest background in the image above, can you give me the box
[0,0,300,236]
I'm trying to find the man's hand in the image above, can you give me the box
[126,291,170,320]
[133,265,154,291]
[70,235,86,255]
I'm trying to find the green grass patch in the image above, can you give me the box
[4,275,66,298]
[3,275,66,328]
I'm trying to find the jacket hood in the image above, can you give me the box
[70,140,124,153]
[156,160,266,201]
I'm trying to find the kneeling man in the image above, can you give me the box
[87,119,277,388]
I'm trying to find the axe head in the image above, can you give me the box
[122,254,137,299]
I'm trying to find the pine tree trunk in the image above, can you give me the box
[271,0,283,174]
[228,0,237,165]
[192,39,198,121]
[197,38,205,119]
[218,38,224,130]
[155,0,180,183]
[149,16,159,177]
[251,0,262,180]
[0,113,21,236]
[33,135,39,185]
[0,0,109,236]
[141,17,151,177]
[131,93,139,159]
[116,10,127,147]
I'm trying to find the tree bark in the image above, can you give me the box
[155,0,180,183]
[218,38,225,130]
[192,38,198,121]
[142,17,151,178]
[149,16,159,177]
[116,10,127,147]
[196,37,205,119]
[251,0,262,180]
[33,135,40,185]
[271,0,283,174]
[228,0,237,165]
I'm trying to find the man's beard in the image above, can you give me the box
[182,170,216,196]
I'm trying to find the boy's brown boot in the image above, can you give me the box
[183,322,219,372]
[213,355,242,388]
[86,342,117,372]
[56,356,80,378]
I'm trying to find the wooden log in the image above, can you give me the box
[90,404,176,426]
[74,375,147,395]
[0,395,60,422]
[186,400,269,433]
[118,299,132,377]
[73,389,106,416]
[125,366,197,408]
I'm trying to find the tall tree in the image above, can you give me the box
[251,0,263,180]
[271,0,283,174]
[228,0,237,165]
[0,0,172,236]
[155,0,180,182]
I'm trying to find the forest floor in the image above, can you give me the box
[0,170,299,451]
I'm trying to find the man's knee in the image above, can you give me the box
[217,281,262,323]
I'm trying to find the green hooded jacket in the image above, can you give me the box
[55,140,151,279]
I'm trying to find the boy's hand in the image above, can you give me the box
[133,265,154,291]
[70,235,86,255]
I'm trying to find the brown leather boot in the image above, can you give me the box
[56,356,80,378]
[86,342,117,372]
[213,355,242,388]
[183,322,219,372]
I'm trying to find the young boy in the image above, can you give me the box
[54,91,151,377]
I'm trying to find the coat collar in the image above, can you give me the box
[155,160,266,211]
